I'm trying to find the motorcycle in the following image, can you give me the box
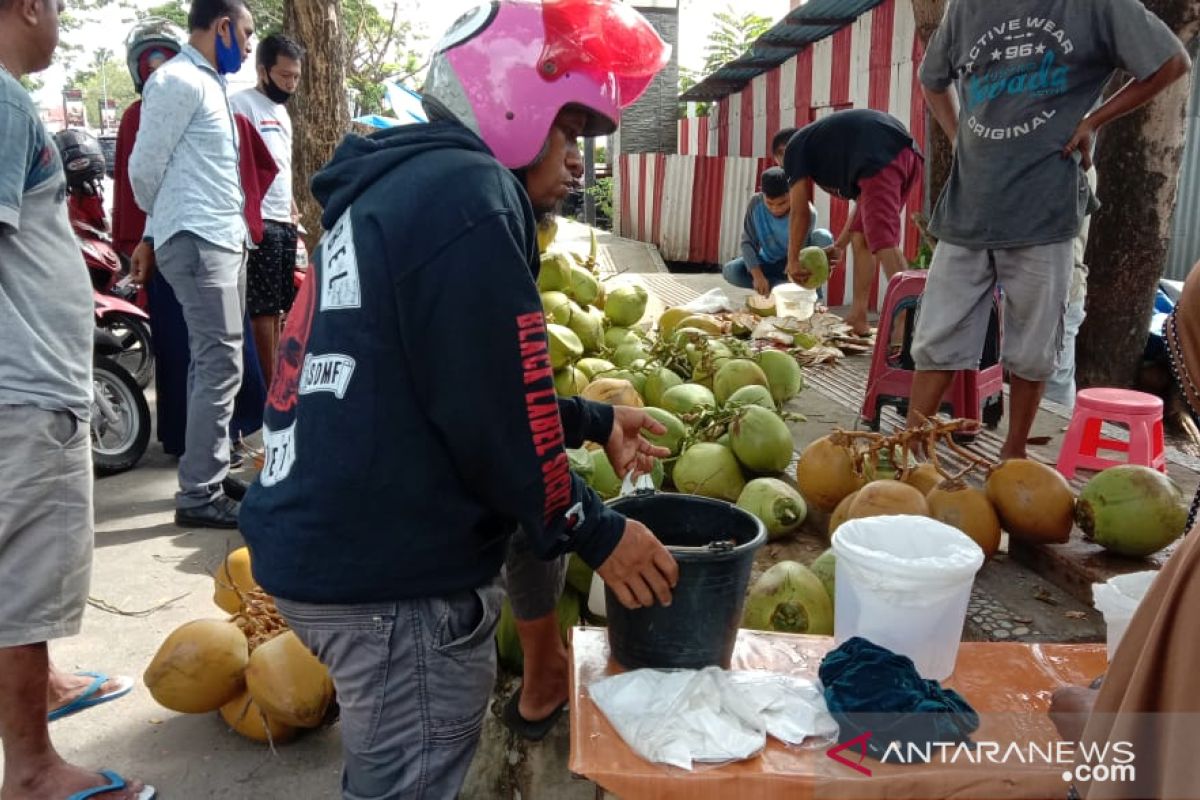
[93,327,151,475]
[70,196,155,388]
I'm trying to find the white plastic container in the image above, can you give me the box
[772,284,817,320]
[831,515,985,680]
[1092,571,1157,661]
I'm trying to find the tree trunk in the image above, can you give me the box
[911,0,952,215]
[285,0,350,251]
[1077,2,1200,389]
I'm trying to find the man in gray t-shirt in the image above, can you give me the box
[908,0,1188,459]
[0,0,154,796]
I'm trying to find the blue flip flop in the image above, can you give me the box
[49,672,134,722]
[66,769,156,800]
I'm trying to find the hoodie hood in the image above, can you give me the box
[311,121,492,230]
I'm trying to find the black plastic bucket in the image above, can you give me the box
[605,492,766,670]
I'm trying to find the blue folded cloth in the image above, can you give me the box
[818,637,979,763]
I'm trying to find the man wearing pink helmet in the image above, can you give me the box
[239,1,676,795]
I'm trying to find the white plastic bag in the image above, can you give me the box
[590,667,766,770]
[679,288,734,315]
[590,667,839,770]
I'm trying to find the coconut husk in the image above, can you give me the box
[231,588,289,652]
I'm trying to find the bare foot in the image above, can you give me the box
[47,669,124,715]
[2,761,149,800]
[518,652,569,721]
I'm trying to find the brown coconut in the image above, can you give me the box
[580,377,643,407]
[144,619,249,714]
[927,482,1003,558]
[245,631,334,729]
[219,690,298,745]
[828,490,859,539]
[902,463,944,496]
[213,547,257,614]
[795,436,866,513]
[847,480,929,521]
[985,459,1075,544]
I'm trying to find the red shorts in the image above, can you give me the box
[846,146,924,252]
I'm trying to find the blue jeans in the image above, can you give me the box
[723,257,787,289]
[277,580,504,800]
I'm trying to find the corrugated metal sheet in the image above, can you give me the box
[1166,72,1200,281]
[659,156,697,261]
[717,157,769,264]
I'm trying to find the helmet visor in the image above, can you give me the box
[538,0,671,109]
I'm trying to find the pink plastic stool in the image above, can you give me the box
[860,270,1005,431]
[1055,388,1167,479]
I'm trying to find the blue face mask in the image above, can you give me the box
[214,20,243,75]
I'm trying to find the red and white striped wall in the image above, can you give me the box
[632,0,927,307]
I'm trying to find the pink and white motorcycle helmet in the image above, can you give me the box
[423,0,671,169]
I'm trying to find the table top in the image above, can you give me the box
[568,627,1107,800]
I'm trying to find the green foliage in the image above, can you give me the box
[678,66,711,119]
[702,5,772,77]
[139,0,424,117]
[68,48,137,127]
[587,177,613,222]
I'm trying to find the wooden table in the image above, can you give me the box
[569,627,1106,800]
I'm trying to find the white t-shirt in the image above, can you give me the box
[230,87,293,223]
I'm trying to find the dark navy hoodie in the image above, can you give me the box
[238,121,625,604]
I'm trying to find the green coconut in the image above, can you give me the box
[567,447,593,483]
[643,366,685,407]
[496,592,580,672]
[809,550,836,606]
[746,294,777,317]
[554,367,589,398]
[795,246,830,291]
[588,450,623,500]
[568,265,601,306]
[566,554,593,596]
[540,291,574,326]
[569,307,605,353]
[547,324,583,369]
[604,285,649,327]
[605,326,641,350]
[597,368,647,397]
[576,357,616,380]
[756,350,804,405]
[537,251,573,292]
[613,341,650,368]
[671,327,711,351]
[736,478,807,539]
[672,443,745,502]
[725,384,777,411]
[742,561,833,635]
[642,407,688,456]
[660,383,717,418]
[713,359,770,406]
[729,406,794,474]
[1076,465,1188,557]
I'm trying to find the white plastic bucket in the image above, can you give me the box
[772,285,817,320]
[1092,571,1157,661]
[831,515,985,680]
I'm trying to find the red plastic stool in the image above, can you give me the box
[1055,388,1167,479]
[860,270,1005,431]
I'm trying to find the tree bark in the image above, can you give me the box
[1077,2,1200,390]
[911,0,952,215]
[285,0,350,251]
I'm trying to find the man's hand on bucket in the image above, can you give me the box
[597,519,678,610]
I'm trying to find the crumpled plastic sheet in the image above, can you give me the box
[679,288,734,315]
[589,666,838,771]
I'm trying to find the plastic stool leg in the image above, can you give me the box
[1056,412,1089,479]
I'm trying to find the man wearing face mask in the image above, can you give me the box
[231,33,303,388]
[128,0,255,529]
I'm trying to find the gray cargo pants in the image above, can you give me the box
[276,580,504,800]
[156,232,246,509]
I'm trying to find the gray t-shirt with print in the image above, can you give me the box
[0,70,93,419]
[920,0,1183,249]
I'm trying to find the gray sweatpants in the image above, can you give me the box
[156,232,246,509]
[503,528,567,621]
[276,581,503,800]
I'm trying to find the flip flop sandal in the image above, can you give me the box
[500,688,567,742]
[49,672,134,722]
[66,769,156,800]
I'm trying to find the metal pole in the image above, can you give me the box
[583,137,596,226]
